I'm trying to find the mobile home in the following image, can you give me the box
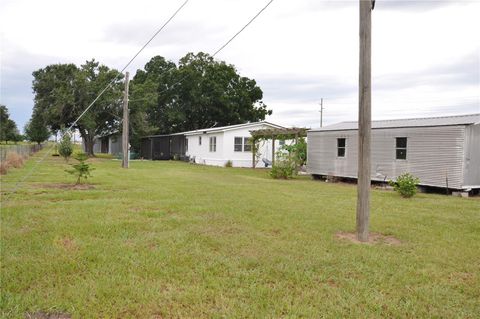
[184,121,285,167]
[307,114,480,191]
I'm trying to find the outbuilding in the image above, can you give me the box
[91,133,122,156]
[307,114,480,192]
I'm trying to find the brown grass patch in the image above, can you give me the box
[26,312,71,319]
[37,183,95,190]
[6,152,24,168]
[0,161,9,175]
[54,237,78,251]
[335,231,402,245]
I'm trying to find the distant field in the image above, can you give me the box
[1,150,479,318]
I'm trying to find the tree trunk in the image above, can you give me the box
[80,130,95,156]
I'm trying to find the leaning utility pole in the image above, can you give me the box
[319,98,324,128]
[356,0,373,242]
[122,72,130,168]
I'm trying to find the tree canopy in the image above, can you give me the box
[32,60,124,155]
[0,105,21,144]
[129,52,271,150]
[24,110,51,144]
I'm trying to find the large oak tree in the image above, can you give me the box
[32,60,123,155]
[129,52,271,150]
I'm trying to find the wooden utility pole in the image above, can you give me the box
[356,0,373,242]
[122,72,130,168]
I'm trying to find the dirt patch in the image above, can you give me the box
[335,231,402,245]
[36,183,95,190]
[25,312,71,319]
[54,237,78,251]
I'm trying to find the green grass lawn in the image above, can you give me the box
[1,150,479,318]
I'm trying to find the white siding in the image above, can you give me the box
[185,124,284,168]
[463,123,480,188]
[308,126,468,189]
[186,132,224,166]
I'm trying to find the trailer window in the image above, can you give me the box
[209,136,217,152]
[396,137,407,160]
[199,136,202,145]
[234,137,243,152]
[244,137,252,152]
[337,138,346,157]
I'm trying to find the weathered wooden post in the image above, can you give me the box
[122,72,130,168]
[356,0,372,242]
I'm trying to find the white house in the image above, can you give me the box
[184,121,285,167]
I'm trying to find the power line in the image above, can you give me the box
[212,0,274,58]
[154,0,276,97]
[69,0,190,132]
[2,0,190,201]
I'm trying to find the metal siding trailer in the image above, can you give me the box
[307,114,480,191]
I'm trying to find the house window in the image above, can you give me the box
[396,137,407,160]
[234,137,243,152]
[244,137,252,152]
[209,136,216,152]
[185,138,188,152]
[279,140,285,147]
[199,136,202,146]
[337,138,346,157]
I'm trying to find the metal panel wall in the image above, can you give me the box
[307,125,467,189]
[463,123,480,187]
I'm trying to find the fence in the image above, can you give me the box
[0,144,44,162]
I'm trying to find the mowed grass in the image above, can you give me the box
[1,150,479,318]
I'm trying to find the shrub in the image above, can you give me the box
[0,161,9,175]
[225,160,233,168]
[389,173,420,198]
[66,153,95,184]
[282,137,307,167]
[270,152,296,179]
[5,152,24,168]
[58,132,73,162]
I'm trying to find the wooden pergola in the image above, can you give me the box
[249,127,308,168]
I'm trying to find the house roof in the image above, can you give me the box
[309,113,480,132]
[182,121,285,136]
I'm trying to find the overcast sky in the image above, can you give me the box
[1,0,479,132]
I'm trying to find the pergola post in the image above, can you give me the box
[252,138,256,168]
[271,136,276,166]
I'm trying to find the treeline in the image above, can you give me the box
[0,105,23,144]
[29,52,271,154]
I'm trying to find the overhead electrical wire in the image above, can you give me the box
[2,0,190,201]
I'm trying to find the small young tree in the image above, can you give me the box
[389,173,420,198]
[24,112,50,145]
[66,153,95,184]
[58,132,73,161]
[270,151,296,179]
[282,137,307,167]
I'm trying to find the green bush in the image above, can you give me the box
[389,173,420,198]
[66,153,95,184]
[270,152,296,179]
[225,160,233,168]
[282,137,307,167]
[58,132,73,162]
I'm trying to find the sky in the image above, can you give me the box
[1,0,479,132]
